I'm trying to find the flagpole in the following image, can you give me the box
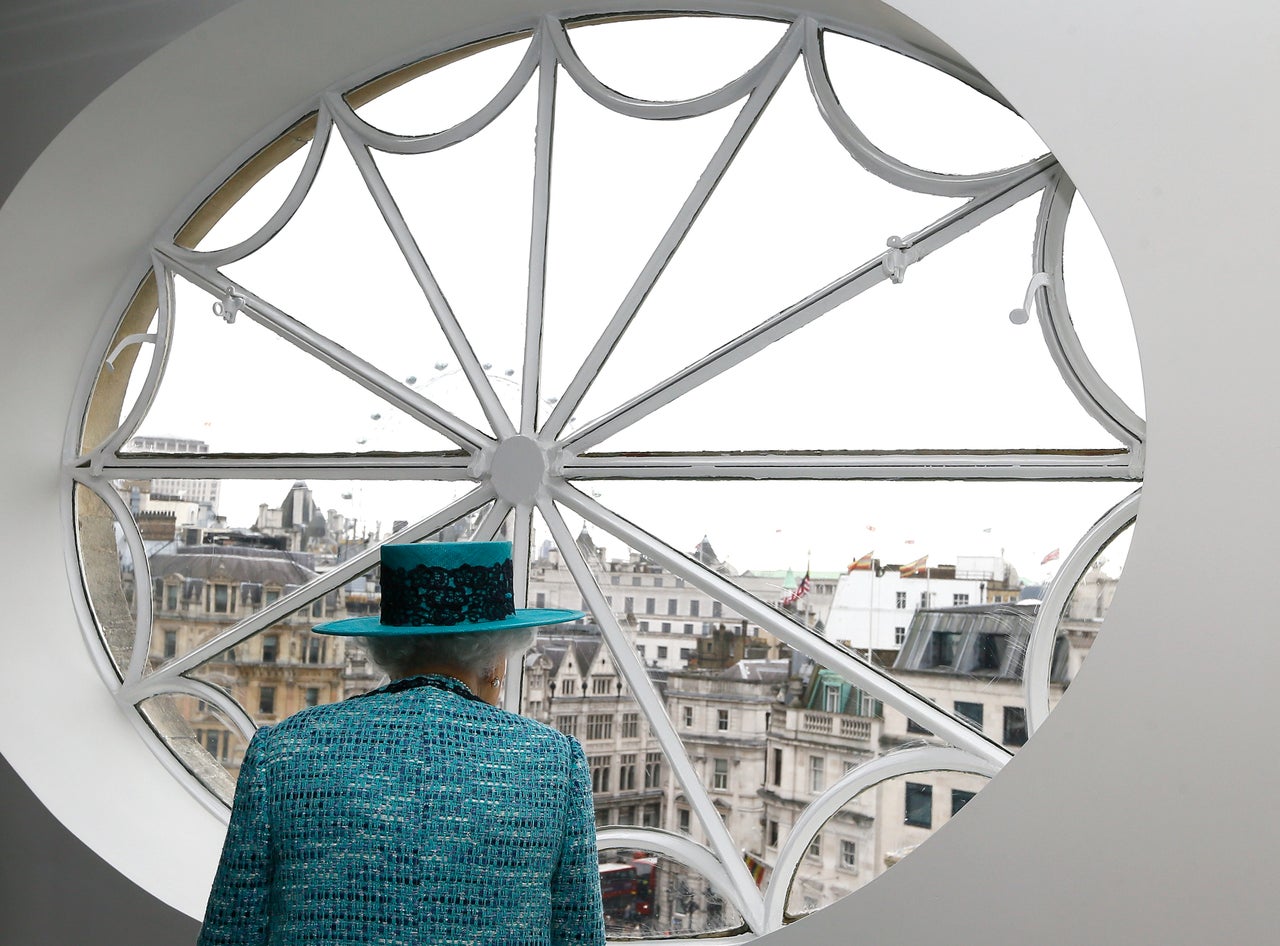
[867,552,874,664]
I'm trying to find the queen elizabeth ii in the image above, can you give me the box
[197,541,606,946]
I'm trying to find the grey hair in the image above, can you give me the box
[360,626,537,680]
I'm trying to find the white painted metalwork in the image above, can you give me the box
[1023,487,1140,732]
[65,9,1149,940]
[551,481,1012,771]
[543,497,767,933]
[761,746,1000,929]
[1034,174,1147,449]
[541,20,804,441]
[560,157,1059,454]
[169,103,335,265]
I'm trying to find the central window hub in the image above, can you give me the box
[487,435,549,505]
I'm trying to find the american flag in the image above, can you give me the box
[782,569,811,606]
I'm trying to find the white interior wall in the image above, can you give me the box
[0,1,1274,943]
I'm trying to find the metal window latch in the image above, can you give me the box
[212,289,244,324]
[882,236,918,284]
[104,333,158,371]
[1009,272,1051,324]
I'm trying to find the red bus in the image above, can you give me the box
[598,863,638,920]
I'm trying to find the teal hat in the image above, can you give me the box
[314,541,584,636]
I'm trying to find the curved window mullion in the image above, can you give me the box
[761,746,1001,930]
[82,259,174,466]
[549,14,796,120]
[1024,487,1140,732]
[130,676,260,745]
[803,19,1052,198]
[153,248,494,452]
[1034,174,1147,450]
[336,32,541,154]
[327,93,516,440]
[540,24,803,442]
[72,472,155,686]
[166,104,335,267]
[539,494,768,934]
[120,485,495,700]
[562,155,1058,456]
[551,480,1014,770]
[563,448,1139,481]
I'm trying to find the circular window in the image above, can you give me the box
[68,10,1143,938]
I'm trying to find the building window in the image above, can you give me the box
[905,782,933,827]
[840,839,858,871]
[619,754,636,791]
[895,591,907,608]
[678,808,691,834]
[304,686,320,707]
[679,646,692,661]
[667,598,678,615]
[711,601,723,618]
[617,805,636,825]
[952,788,976,816]
[631,576,641,586]
[906,717,933,735]
[261,635,279,663]
[954,700,984,730]
[535,592,546,608]
[809,755,825,793]
[586,714,613,740]
[636,644,645,657]
[953,593,970,606]
[768,820,779,847]
[644,752,662,788]
[556,716,578,738]
[642,804,658,827]
[712,758,729,791]
[683,706,693,727]
[589,756,610,793]
[624,596,634,613]
[591,676,611,695]
[621,712,639,738]
[610,575,620,585]
[213,584,230,613]
[683,623,694,635]
[772,747,783,786]
[657,646,668,660]
[1003,706,1029,747]
[823,684,841,712]
[258,686,275,716]
[638,621,649,632]
[920,591,930,607]
[689,599,699,616]
[562,678,576,696]
[894,626,907,646]
[661,622,671,634]
[165,584,179,612]
[162,629,177,659]
[807,833,822,859]
[717,709,730,731]
[645,597,655,614]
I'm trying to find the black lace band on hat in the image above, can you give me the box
[380,559,515,626]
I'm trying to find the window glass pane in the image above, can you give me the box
[596,849,745,938]
[136,695,250,806]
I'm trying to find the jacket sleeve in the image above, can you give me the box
[550,737,606,946]
[197,726,273,946]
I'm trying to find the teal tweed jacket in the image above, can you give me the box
[197,675,605,946]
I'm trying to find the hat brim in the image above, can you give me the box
[312,608,587,637]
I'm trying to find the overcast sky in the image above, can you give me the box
[118,15,1143,584]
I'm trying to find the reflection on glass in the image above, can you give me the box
[75,483,139,675]
[137,694,250,805]
[597,849,745,939]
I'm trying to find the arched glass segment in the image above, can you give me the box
[67,9,1144,939]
